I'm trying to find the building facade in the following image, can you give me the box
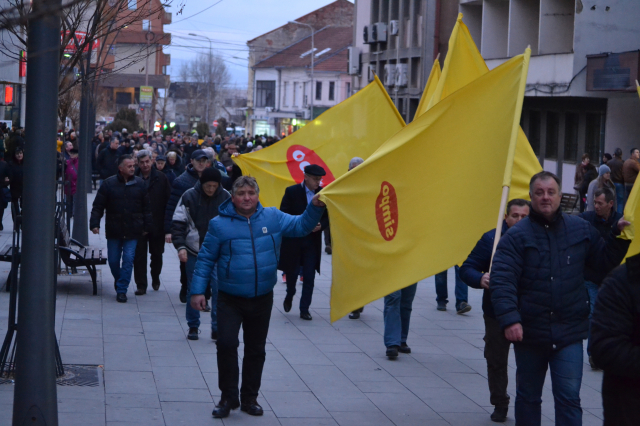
[251,26,353,137]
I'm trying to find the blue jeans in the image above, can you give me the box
[107,239,138,294]
[383,283,417,347]
[185,253,217,331]
[435,266,467,309]
[585,281,598,356]
[614,182,625,214]
[514,341,583,426]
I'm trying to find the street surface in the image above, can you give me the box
[0,192,604,425]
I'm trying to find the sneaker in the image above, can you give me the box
[386,346,399,359]
[589,355,601,371]
[437,301,447,311]
[187,327,199,340]
[281,274,287,283]
[116,293,127,303]
[457,302,472,314]
[490,405,508,422]
[398,342,411,354]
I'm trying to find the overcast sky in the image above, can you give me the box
[164,0,351,89]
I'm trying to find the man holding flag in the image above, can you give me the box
[491,171,630,426]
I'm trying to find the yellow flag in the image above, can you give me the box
[622,80,640,256]
[320,50,531,322]
[423,14,541,199]
[413,58,440,120]
[234,76,405,207]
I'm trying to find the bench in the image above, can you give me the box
[560,193,579,214]
[56,214,107,295]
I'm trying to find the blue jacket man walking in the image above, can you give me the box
[190,176,325,419]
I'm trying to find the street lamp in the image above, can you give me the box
[288,20,315,121]
[189,33,213,127]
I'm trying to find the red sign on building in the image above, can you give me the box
[61,31,100,53]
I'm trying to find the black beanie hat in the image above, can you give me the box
[200,167,221,185]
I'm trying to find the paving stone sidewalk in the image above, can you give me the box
[0,192,604,425]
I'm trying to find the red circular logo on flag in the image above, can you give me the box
[286,145,335,186]
[375,181,398,241]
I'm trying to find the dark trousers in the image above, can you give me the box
[484,315,511,408]
[323,226,331,247]
[285,238,318,314]
[133,233,165,290]
[217,290,273,402]
[180,260,187,288]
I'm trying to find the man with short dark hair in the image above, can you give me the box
[491,171,630,426]
[90,155,152,303]
[279,164,329,321]
[608,148,625,213]
[460,198,530,423]
[623,148,640,201]
[190,176,326,418]
[133,150,171,295]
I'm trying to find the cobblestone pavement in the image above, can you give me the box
[0,192,604,425]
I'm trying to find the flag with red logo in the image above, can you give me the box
[319,50,531,322]
[233,75,405,208]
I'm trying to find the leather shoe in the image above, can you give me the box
[187,327,199,341]
[398,342,411,354]
[212,399,240,418]
[241,399,264,416]
[349,311,360,319]
[151,279,160,291]
[325,246,332,254]
[134,289,146,296]
[437,301,447,311]
[116,293,127,303]
[386,346,399,359]
[283,297,292,313]
[300,312,312,320]
[490,406,508,422]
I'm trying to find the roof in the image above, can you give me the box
[253,26,352,72]
[247,0,353,44]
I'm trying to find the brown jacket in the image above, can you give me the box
[622,159,640,184]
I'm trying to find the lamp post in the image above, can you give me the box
[288,21,314,121]
[189,33,213,128]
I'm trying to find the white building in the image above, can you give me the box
[251,26,353,137]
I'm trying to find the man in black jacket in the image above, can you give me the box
[164,149,211,302]
[590,253,640,426]
[133,150,171,295]
[90,155,152,303]
[491,171,630,426]
[459,198,530,423]
[97,137,121,180]
[279,164,329,320]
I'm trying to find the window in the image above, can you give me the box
[282,82,288,107]
[585,113,605,163]
[346,82,351,97]
[127,0,136,10]
[564,113,579,163]
[293,82,298,107]
[545,112,560,160]
[315,81,322,101]
[142,20,151,31]
[328,82,335,101]
[528,110,541,155]
[255,81,275,108]
[116,92,132,105]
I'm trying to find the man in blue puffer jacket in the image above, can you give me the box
[491,171,630,426]
[190,176,325,419]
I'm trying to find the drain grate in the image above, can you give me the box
[0,365,102,387]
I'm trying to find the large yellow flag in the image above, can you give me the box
[234,76,405,207]
[422,14,541,201]
[413,58,440,120]
[320,50,531,322]
[621,80,640,257]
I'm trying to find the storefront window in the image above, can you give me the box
[545,112,559,160]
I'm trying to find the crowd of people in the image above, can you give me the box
[50,127,638,426]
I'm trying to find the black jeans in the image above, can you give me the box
[323,226,331,247]
[133,233,165,290]
[285,238,318,313]
[217,290,273,402]
[484,315,511,408]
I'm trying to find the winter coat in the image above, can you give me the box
[0,160,10,189]
[159,167,177,186]
[277,182,329,273]
[8,158,23,199]
[490,208,629,350]
[191,198,324,298]
[578,165,598,197]
[134,167,171,237]
[585,177,616,212]
[579,210,622,285]
[167,154,184,176]
[89,173,152,240]
[171,182,230,255]
[97,147,120,180]
[459,222,509,319]
[64,157,79,196]
[163,163,199,234]
[590,255,640,426]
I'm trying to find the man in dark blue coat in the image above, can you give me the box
[491,171,630,426]
[459,198,530,423]
[579,187,622,369]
